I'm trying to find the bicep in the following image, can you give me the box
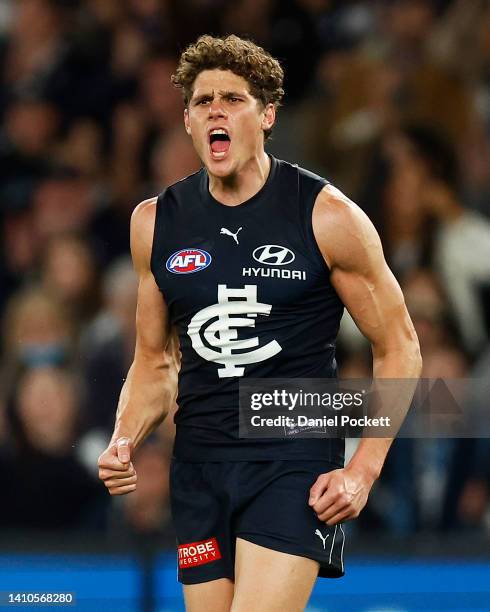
[134,270,171,358]
[130,198,171,359]
[313,186,416,354]
[331,253,410,354]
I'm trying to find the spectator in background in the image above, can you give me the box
[0,96,59,185]
[395,126,490,354]
[1,0,69,101]
[41,233,101,327]
[423,172,490,356]
[1,286,75,396]
[403,268,467,374]
[148,127,201,194]
[81,0,124,32]
[53,119,105,183]
[32,169,98,242]
[1,204,39,306]
[0,366,108,530]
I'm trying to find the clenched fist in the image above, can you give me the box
[308,466,374,526]
[98,437,137,495]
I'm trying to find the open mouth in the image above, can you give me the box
[209,129,231,159]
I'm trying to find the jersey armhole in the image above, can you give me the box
[301,177,332,274]
[150,189,167,281]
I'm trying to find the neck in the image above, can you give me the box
[208,151,271,206]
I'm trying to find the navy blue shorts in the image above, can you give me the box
[170,459,346,585]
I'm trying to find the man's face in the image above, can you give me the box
[184,69,275,178]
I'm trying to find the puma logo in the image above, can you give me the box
[315,529,330,549]
[220,227,242,245]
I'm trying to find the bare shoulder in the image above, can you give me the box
[130,197,158,272]
[312,184,383,271]
[131,196,158,233]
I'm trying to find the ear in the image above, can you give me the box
[261,103,275,132]
[184,108,191,135]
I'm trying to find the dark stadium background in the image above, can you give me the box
[0,1,489,610]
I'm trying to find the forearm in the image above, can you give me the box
[372,340,422,379]
[347,340,422,481]
[111,353,177,449]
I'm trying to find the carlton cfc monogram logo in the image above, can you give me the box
[187,285,282,378]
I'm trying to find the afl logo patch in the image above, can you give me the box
[166,249,212,274]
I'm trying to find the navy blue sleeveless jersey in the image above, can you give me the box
[151,155,345,462]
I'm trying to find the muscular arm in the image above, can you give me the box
[111,197,176,447]
[309,185,422,523]
[99,198,178,494]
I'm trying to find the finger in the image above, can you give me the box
[109,483,137,496]
[104,474,137,489]
[317,499,350,523]
[98,451,132,471]
[117,438,132,464]
[99,457,134,473]
[312,485,343,514]
[326,508,355,526]
[99,466,135,481]
[309,472,332,506]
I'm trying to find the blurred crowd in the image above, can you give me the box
[0,0,489,544]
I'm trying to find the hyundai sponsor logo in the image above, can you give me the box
[252,245,295,266]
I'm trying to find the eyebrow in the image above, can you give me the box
[191,90,246,104]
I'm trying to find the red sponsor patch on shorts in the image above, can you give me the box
[178,537,222,568]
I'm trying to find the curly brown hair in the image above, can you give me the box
[172,34,284,140]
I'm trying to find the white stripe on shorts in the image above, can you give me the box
[328,524,338,565]
[339,524,345,573]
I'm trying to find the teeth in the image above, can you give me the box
[210,129,227,135]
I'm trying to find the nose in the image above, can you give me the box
[208,97,226,117]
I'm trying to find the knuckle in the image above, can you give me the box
[98,453,110,467]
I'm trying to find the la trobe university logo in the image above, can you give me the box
[187,284,282,378]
